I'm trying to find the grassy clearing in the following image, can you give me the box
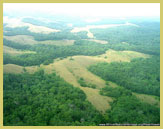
[4,35,75,46]
[85,39,108,44]
[3,64,38,74]
[80,87,113,113]
[133,93,160,107]
[3,45,36,56]
[39,40,75,46]
[50,58,112,113]
[25,66,39,74]
[71,49,149,67]
[97,49,150,63]
[3,49,152,112]
[65,57,106,89]
[4,64,24,74]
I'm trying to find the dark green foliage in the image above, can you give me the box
[43,59,53,65]
[100,86,132,98]
[4,26,31,36]
[3,70,103,126]
[78,78,96,89]
[3,38,31,50]
[107,95,160,124]
[78,78,87,87]
[90,23,159,45]
[100,86,160,124]
[88,56,160,96]
[90,22,160,55]
[89,84,97,89]
[4,39,109,66]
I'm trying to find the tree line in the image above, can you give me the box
[4,39,109,66]
[88,56,160,96]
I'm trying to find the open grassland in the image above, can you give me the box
[4,49,154,112]
[98,50,150,62]
[85,39,108,44]
[4,64,38,74]
[68,49,150,67]
[4,64,24,74]
[3,45,36,56]
[40,40,75,46]
[4,35,75,46]
[80,87,113,113]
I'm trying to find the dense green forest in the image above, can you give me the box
[90,22,160,55]
[3,70,160,125]
[3,70,104,126]
[102,86,160,124]
[88,56,160,96]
